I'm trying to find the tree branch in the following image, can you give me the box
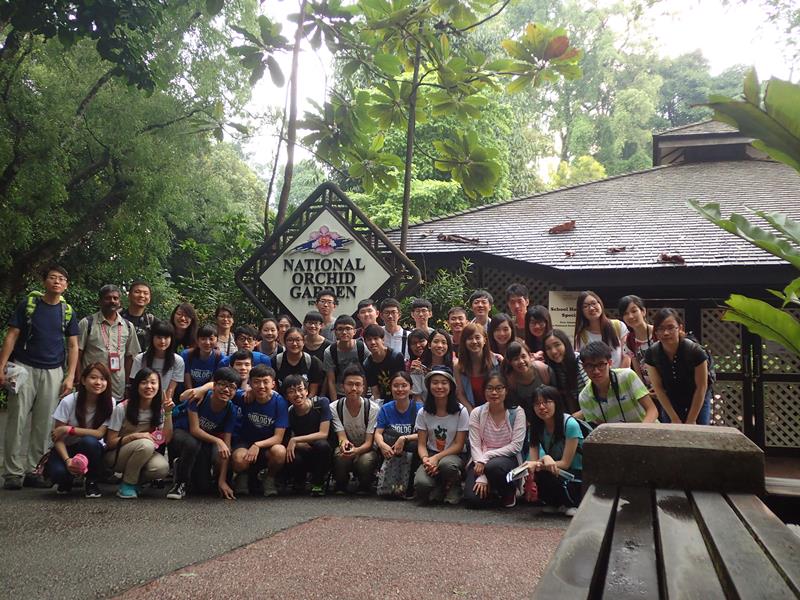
[76,69,116,117]
[138,108,207,134]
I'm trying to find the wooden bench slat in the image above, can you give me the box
[727,493,800,595]
[692,491,796,599]
[533,484,617,600]
[654,489,727,600]
[602,486,660,599]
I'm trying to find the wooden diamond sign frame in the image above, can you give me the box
[236,182,422,321]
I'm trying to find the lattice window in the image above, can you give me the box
[710,380,745,431]
[764,382,800,448]
[479,267,562,308]
[762,308,800,374]
[701,308,742,373]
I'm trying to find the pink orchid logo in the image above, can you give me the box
[310,226,340,255]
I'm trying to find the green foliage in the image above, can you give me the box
[690,70,800,359]
[549,155,606,189]
[411,258,474,329]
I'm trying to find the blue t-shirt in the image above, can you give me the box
[181,349,223,387]
[9,297,79,369]
[220,351,271,368]
[233,391,289,445]
[376,400,423,436]
[182,392,236,436]
[538,414,584,473]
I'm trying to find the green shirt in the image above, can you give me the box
[578,368,649,424]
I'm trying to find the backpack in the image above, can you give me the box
[329,339,367,374]
[566,415,593,455]
[85,313,135,342]
[275,351,312,372]
[23,291,73,349]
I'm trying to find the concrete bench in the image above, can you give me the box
[533,424,800,599]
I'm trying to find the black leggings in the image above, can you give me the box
[463,455,518,506]
[535,470,583,508]
[286,440,332,486]
[169,429,219,493]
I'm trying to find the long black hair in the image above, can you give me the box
[574,291,620,350]
[143,320,175,375]
[171,302,198,349]
[423,370,460,415]
[543,329,581,403]
[421,328,454,369]
[76,362,114,428]
[487,312,516,355]
[524,305,552,355]
[126,367,163,429]
[484,369,513,410]
[529,385,568,454]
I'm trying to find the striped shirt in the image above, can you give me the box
[578,368,649,424]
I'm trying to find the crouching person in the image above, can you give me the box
[106,368,173,498]
[230,365,288,497]
[283,374,332,496]
[167,367,238,500]
[330,365,380,494]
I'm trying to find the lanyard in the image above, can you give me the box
[100,321,123,354]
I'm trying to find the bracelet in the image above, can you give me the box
[68,426,76,436]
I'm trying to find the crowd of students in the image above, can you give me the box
[1,267,715,516]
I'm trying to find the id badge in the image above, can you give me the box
[108,352,121,372]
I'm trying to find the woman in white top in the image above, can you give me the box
[129,320,185,403]
[573,290,631,368]
[48,362,114,498]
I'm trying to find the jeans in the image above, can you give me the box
[46,436,104,487]
[287,440,332,486]
[413,454,464,500]
[659,390,711,425]
[169,428,219,493]
[464,455,518,506]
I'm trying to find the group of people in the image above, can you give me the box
[1,266,715,516]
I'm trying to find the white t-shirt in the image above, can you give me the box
[383,327,410,360]
[330,397,379,446]
[108,402,156,432]
[52,392,112,445]
[130,353,185,386]
[581,321,632,368]
[415,406,470,453]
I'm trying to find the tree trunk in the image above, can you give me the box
[274,0,306,229]
[400,35,422,253]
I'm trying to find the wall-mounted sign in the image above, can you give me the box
[549,290,581,343]
[237,182,421,322]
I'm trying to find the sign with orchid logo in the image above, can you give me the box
[237,182,421,321]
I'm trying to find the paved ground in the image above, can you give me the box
[0,486,567,600]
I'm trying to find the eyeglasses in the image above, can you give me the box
[485,385,506,393]
[317,299,335,305]
[46,275,67,282]
[214,382,237,393]
[583,362,608,372]
[237,336,255,343]
[533,399,555,408]
[583,301,601,309]
[285,337,303,344]
[335,327,354,333]
[657,324,679,334]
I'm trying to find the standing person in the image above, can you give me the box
[230,365,288,497]
[182,325,223,389]
[542,329,587,414]
[323,315,368,400]
[77,284,140,402]
[454,323,500,412]
[330,366,380,494]
[506,283,530,340]
[503,341,551,420]
[578,342,658,425]
[644,309,712,425]
[171,302,198,353]
[129,320,185,404]
[272,327,325,396]
[167,367,239,500]
[524,305,553,361]
[355,299,379,338]
[464,371,526,508]
[469,290,493,329]
[362,324,406,401]
[106,368,173,499]
[407,329,429,402]
[316,289,338,343]
[380,298,410,360]
[374,372,421,498]
[221,325,271,367]
[283,374,332,496]
[488,313,518,357]
[258,318,285,359]
[1,265,79,490]
[573,291,631,368]
[618,295,656,388]
[120,281,156,351]
[46,362,114,497]
[447,306,468,354]
[410,298,434,335]
[413,366,468,504]
[276,315,293,347]
[302,311,330,362]
[523,385,584,516]
[214,304,238,357]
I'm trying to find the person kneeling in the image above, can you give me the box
[106,368,173,499]
[230,365,288,497]
[284,374,332,496]
[330,365,379,494]
[167,367,238,500]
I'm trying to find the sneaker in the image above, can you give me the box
[334,483,348,495]
[233,472,249,496]
[166,482,187,500]
[85,481,102,498]
[310,484,326,497]
[444,484,462,505]
[262,476,278,497]
[427,484,445,503]
[3,476,23,490]
[564,507,578,517]
[23,473,51,488]
[116,482,138,499]
[56,483,72,495]
[502,491,517,508]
